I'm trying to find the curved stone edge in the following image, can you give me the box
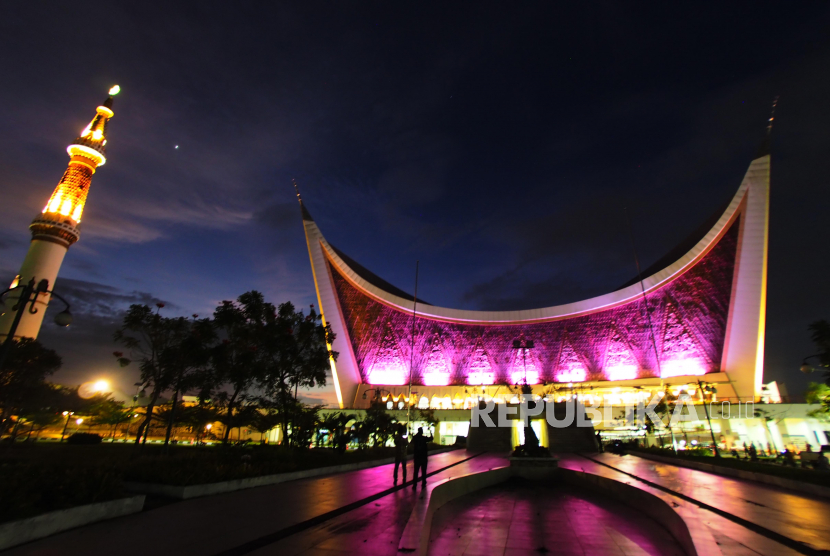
[0,495,145,551]
[125,446,460,500]
[633,451,830,499]
[397,465,720,556]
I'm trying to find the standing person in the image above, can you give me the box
[595,431,604,453]
[411,426,433,490]
[393,424,408,485]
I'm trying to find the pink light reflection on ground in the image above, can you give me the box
[428,480,684,556]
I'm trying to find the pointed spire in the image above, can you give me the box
[756,95,779,158]
[293,179,314,221]
[70,85,119,164]
[35,85,119,237]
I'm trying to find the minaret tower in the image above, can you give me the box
[0,85,120,341]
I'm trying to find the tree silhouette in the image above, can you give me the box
[0,338,61,437]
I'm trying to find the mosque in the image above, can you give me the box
[300,142,828,452]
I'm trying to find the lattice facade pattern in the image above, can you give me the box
[44,164,94,223]
[329,218,740,386]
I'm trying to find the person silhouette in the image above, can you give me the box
[393,424,408,484]
[411,426,433,489]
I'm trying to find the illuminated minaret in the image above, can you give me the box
[0,85,120,341]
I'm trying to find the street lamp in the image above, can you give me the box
[0,278,72,371]
[363,387,394,408]
[512,339,534,385]
[800,354,827,374]
[60,411,74,441]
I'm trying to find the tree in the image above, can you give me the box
[91,399,133,441]
[650,392,679,449]
[250,407,282,443]
[318,411,354,452]
[809,320,830,376]
[114,303,175,446]
[179,403,221,443]
[363,406,395,448]
[290,404,322,448]
[803,321,830,420]
[157,316,216,448]
[754,407,785,452]
[806,382,830,421]
[258,302,337,446]
[0,338,61,437]
[22,409,62,440]
[212,292,273,443]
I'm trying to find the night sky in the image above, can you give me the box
[1,3,828,405]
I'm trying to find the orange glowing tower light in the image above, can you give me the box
[0,86,120,342]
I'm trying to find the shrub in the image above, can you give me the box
[0,462,124,523]
[67,433,103,445]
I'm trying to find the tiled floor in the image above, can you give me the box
[426,478,685,556]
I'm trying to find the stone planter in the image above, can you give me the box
[0,495,145,551]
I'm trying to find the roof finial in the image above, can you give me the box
[756,95,779,158]
[766,95,779,137]
[293,178,314,221]
[293,178,302,203]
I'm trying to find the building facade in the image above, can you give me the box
[301,152,770,411]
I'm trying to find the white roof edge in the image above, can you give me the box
[320,156,766,324]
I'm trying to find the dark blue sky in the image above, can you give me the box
[1,3,828,404]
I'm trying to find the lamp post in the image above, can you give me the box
[512,339,534,385]
[60,411,74,441]
[696,379,721,458]
[363,387,394,408]
[0,277,72,371]
[800,354,828,374]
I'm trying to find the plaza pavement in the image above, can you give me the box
[4,450,501,556]
[561,453,830,556]
[7,449,830,556]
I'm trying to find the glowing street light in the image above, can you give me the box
[60,411,74,441]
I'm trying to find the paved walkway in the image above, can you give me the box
[561,453,830,556]
[427,479,684,556]
[244,453,508,556]
[10,449,830,556]
[7,450,491,556]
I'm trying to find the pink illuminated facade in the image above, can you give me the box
[300,153,770,408]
